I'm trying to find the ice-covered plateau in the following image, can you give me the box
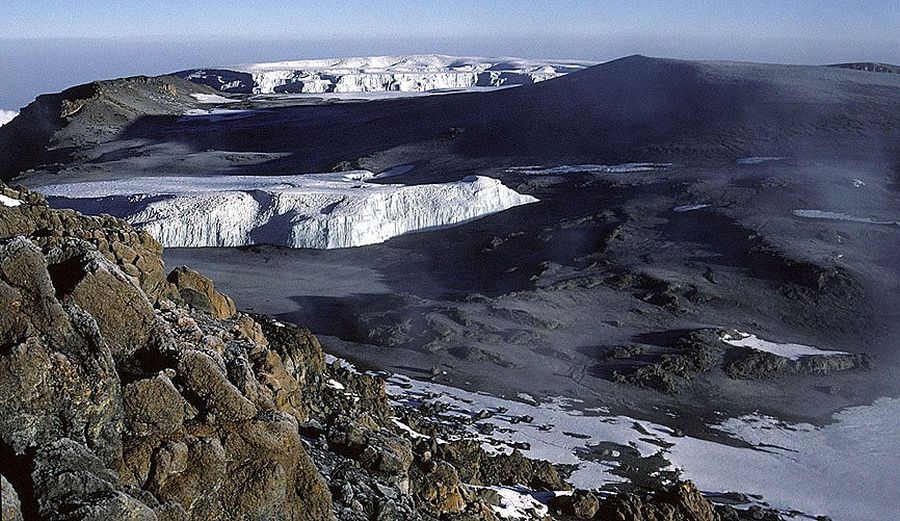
[36,172,539,249]
[176,54,596,94]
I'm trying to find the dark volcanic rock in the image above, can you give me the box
[725,348,873,380]
[828,62,900,74]
[0,238,124,468]
[597,481,719,521]
[613,327,871,393]
[47,243,172,369]
[550,489,600,519]
[32,438,172,521]
[0,183,171,300]
[0,76,215,181]
[614,330,724,393]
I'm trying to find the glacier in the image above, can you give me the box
[35,172,538,249]
[0,109,18,127]
[176,54,595,95]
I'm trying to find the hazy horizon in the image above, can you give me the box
[2,36,898,113]
[1,0,897,111]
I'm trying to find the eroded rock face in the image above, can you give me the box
[1,183,171,300]
[550,489,600,519]
[167,266,236,319]
[597,481,719,521]
[1,188,337,520]
[611,328,872,394]
[0,75,215,181]
[0,238,123,468]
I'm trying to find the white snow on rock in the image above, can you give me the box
[484,486,549,519]
[721,331,848,360]
[190,93,240,104]
[384,372,664,489]
[326,378,346,391]
[0,194,23,207]
[673,204,710,213]
[179,108,256,122]
[735,157,785,165]
[0,109,18,127]
[507,163,672,175]
[179,54,596,95]
[380,370,899,521]
[35,172,538,249]
[318,351,900,520]
[793,209,900,226]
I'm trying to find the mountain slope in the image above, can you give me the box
[0,75,214,181]
[2,55,899,181]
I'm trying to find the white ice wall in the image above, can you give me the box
[38,173,538,249]
[185,54,596,95]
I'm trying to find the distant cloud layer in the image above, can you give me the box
[0,110,18,126]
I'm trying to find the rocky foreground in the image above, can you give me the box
[1,182,780,520]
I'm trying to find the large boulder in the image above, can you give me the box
[31,438,185,521]
[411,460,467,516]
[0,237,124,469]
[551,489,601,519]
[597,481,720,521]
[123,375,190,436]
[46,242,172,370]
[176,349,258,422]
[167,266,236,319]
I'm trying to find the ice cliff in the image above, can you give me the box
[36,172,539,249]
[176,54,595,94]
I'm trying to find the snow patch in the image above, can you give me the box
[391,418,434,441]
[0,194,22,207]
[0,109,17,127]
[507,163,672,175]
[379,368,898,521]
[384,373,664,489]
[326,379,346,391]
[484,486,549,519]
[793,209,899,226]
[190,93,239,104]
[373,164,415,179]
[37,173,537,249]
[325,354,359,374]
[179,108,256,122]
[721,331,848,360]
[735,157,785,165]
[673,204,710,213]
[666,398,900,521]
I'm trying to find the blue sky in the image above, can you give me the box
[2,0,898,43]
[0,1,897,110]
